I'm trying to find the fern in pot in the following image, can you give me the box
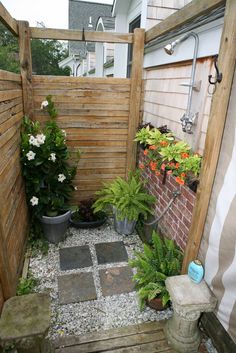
[129,230,183,310]
[92,172,155,235]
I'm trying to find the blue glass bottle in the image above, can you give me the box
[188,259,204,284]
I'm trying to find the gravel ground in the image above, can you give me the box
[29,220,218,353]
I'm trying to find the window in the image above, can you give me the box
[127,15,141,78]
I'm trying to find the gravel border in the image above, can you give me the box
[29,220,219,353]
[29,220,172,339]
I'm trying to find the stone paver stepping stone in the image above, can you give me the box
[99,266,135,296]
[58,272,97,304]
[95,241,128,265]
[59,245,92,270]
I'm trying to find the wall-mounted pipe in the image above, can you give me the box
[164,32,199,134]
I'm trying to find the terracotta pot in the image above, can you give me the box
[146,297,167,311]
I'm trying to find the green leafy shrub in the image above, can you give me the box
[92,173,155,221]
[16,273,39,296]
[129,230,183,309]
[21,95,80,236]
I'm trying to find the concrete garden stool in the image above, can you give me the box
[165,275,217,353]
[0,293,53,353]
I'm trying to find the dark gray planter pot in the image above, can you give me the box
[113,208,136,235]
[41,210,71,244]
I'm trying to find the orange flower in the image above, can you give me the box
[181,152,189,159]
[167,170,172,175]
[181,172,186,178]
[175,176,185,185]
[161,163,166,171]
[149,145,157,150]
[175,163,180,168]
[155,171,161,176]
[150,161,157,171]
[139,163,145,169]
[143,149,148,156]
[169,162,175,167]
[160,140,168,147]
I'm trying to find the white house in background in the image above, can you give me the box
[59,0,113,76]
[112,0,224,77]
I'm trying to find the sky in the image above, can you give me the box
[1,0,114,29]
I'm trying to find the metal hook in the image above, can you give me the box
[208,55,222,85]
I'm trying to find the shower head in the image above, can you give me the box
[164,33,191,55]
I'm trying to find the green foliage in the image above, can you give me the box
[134,126,152,145]
[16,273,39,296]
[27,233,49,256]
[135,124,202,186]
[93,173,155,221]
[159,141,190,162]
[129,230,183,309]
[0,23,20,73]
[146,128,174,146]
[21,96,80,237]
[31,39,70,76]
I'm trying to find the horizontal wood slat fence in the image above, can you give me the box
[0,69,29,309]
[32,76,131,201]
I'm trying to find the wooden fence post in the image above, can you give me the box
[126,28,145,176]
[182,0,236,273]
[0,222,15,299]
[18,20,34,118]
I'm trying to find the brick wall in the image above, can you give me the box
[139,150,196,251]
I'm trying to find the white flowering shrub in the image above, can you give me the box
[21,95,80,234]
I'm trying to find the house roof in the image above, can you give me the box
[96,16,115,31]
[69,0,113,58]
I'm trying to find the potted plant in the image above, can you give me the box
[70,198,107,229]
[21,95,80,244]
[92,172,155,235]
[129,230,183,310]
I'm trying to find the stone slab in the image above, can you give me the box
[99,266,135,296]
[165,275,217,308]
[0,293,50,340]
[95,241,128,265]
[58,272,97,304]
[59,245,92,271]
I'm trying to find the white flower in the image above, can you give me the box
[74,186,78,190]
[30,196,39,206]
[48,153,56,162]
[29,135,40,147]
[58,174,66,182]
[41,100,49,109]
[61,130,67,137]
[26,151,36,160]
[36,134,46,145]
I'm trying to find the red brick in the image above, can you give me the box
[186,200,194,212]
[179,220,190,235]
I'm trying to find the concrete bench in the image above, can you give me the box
[0,293,53,353]
[165,275,217,353]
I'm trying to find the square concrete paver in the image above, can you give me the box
[59,245,92,271]
[95,241,128,265]
[58,272,97,304]
[99,266,135,297]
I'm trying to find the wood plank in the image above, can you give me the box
[145,0,225,43]
[30,27,134,44]
[0,70,21,82]
[0,103,23,125]
[55,322,165,348]
[56,332,165,353]
[0,2,18,36]
[0,97,22,114]
[18,21,34,118]
[33,90,130,99]
[126,28,145,175]
[33,96,130,105]
[182,0,236,272]
[32,76,130,85]
[103,341,172,353]
[0,89,22,102]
